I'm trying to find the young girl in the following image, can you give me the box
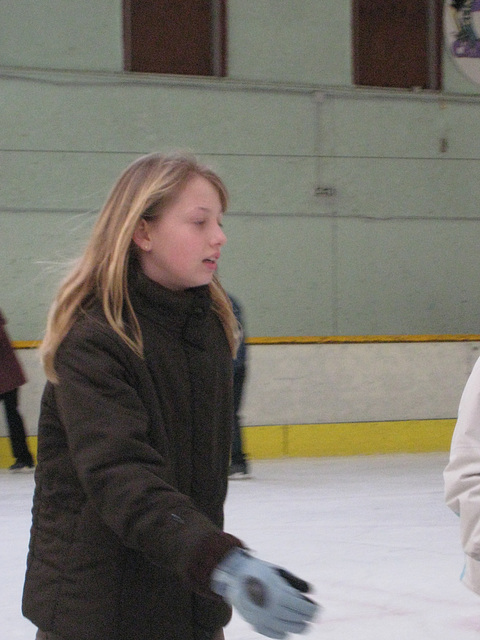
[22,153,318,640]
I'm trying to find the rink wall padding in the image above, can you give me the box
[0,336,477,468]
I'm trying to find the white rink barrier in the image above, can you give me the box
[2,339,479,438]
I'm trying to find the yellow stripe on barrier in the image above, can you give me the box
[12,335,480,349]
[242,419,456,459]
[0,420,455,468]
[246,335,480,345]
[12,340,42,349]
[0,436,37,469]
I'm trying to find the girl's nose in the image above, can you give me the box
[214,224,227,246]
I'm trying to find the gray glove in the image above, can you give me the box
[211,548,319,639]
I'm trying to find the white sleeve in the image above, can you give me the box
[444,356,480,560]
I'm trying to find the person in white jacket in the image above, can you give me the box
[444,355,480,595]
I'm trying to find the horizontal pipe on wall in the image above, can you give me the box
[3,66,480,105]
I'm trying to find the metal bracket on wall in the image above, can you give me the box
[315,186,337,197]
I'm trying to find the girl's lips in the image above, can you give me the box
[203,258,218,270]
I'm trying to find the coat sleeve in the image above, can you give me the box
[53,321,242,595]
[444,356,480,561]
[0,310,27,393]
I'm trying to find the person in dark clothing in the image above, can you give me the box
[22,152,319,640]
[227,295,250,479]
[0,309,35,472]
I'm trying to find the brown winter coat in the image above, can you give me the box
[0,309,26,394]
[22,270,244,640]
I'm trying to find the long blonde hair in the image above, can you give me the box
[41,152,239,382]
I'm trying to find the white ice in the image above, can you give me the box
[2,453,479,640]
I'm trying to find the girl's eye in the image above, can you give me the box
[194,219,205,225]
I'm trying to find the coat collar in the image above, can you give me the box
[129,268,212,349]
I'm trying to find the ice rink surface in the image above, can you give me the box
[2,452,479,640]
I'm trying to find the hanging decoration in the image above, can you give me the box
[444,0,480,84]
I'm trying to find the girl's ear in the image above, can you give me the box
[132,219,151,251]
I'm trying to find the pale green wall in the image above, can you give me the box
[0,0,122,71]
[228,1,352,85]
[1,1,480,340]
